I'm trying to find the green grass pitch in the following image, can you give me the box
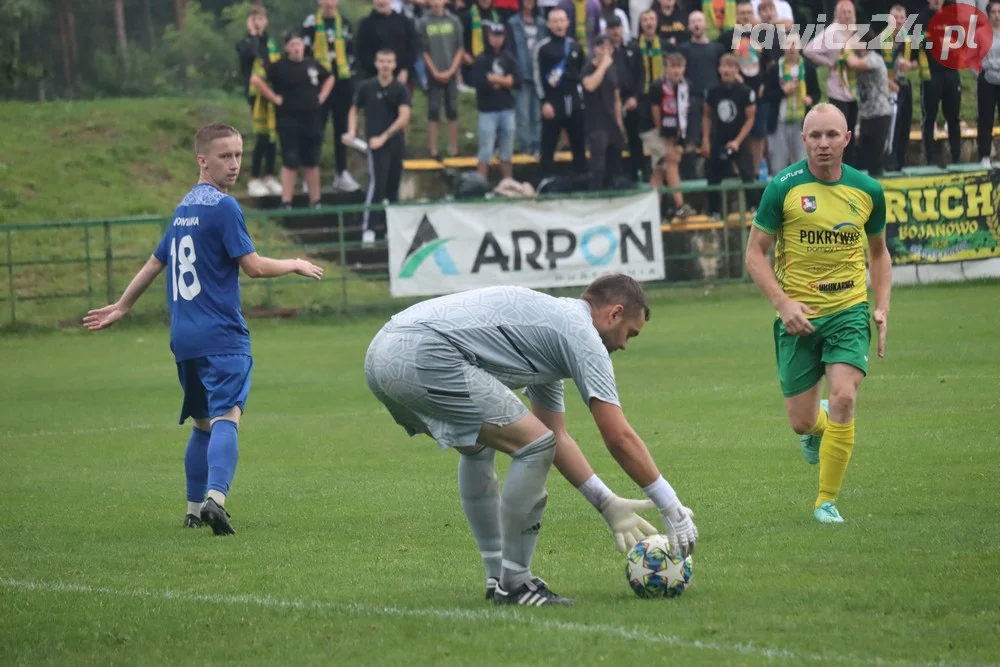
[1,282,997,665]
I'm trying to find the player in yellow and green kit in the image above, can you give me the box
[745,103,892,524]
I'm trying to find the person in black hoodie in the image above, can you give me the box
[470,22,520,179]
[302,0,361,193]
[236,5,282,198]
[356,0,417,85]
[533,8,588,178]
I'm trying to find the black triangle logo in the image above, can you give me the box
[405,214,439,260]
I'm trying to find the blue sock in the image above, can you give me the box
[184,427,211,503]
[207,419,239,497]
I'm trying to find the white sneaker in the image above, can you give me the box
[362,229,376,247]
[334,170,361,192]
[264,175,283,195]
[247,178,269,197]
[980,157,991,168]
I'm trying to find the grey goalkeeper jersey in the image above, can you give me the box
[383,285,621,412]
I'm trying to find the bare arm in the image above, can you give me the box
[744,226,785,309]
[83,255,164,330]
[238,252,323,279]
[381,104,412,140]
[845,54,869,70]
[590,400,660,487]
[615,88,624,136]
[249,74,282,105]
[532,403,595,487]
[318,74,336,105]
[701,102,712,152]
[745,225,815,334]
[582,60,611,92]
[867,231,892,357]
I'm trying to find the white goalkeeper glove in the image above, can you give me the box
[597,494,659,554]
[660,504,698,559]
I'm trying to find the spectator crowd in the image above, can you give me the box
[237,0,1000,228]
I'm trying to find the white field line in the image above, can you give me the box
[0,578,986,666]
[0,423,154,440]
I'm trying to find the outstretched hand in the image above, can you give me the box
[598,495,659,554]
[83,303,127,331]
[295,259,325,280]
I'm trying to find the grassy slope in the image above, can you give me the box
[0,283,997,665]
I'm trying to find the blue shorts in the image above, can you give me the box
[176,354,253,424]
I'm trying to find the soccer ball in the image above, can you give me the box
[625,534,693,599]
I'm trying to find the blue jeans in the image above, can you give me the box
[514,87,541,154]
[477,109,516,163]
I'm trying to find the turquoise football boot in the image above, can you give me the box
[800,399,829,465]
[814,501,845,524]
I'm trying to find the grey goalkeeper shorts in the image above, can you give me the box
[364,325,529,449]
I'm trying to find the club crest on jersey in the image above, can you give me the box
[801,196,817,213]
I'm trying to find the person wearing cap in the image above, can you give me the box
[582,34,626,189]
[598,0,631,42]
[470,22,521,179]
[250,32,336,209]
[607,14,645,182]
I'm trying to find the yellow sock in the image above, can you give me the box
[807,405,828,436]
[816,418,855,508]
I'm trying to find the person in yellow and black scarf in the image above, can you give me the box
[460,0,501,84]
[236,5,282,198]
[250,33,336,209]
[762,33,819,173]
[557,0,600,54]
[802,0,859,166]
[302,0,362,193]
[885,4,915,172]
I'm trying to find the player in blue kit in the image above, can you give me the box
[84,123,324,535]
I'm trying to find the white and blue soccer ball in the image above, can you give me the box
[625,534,693,599]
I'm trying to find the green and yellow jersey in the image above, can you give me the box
[752,160,886,318]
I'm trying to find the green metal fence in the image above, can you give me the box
[0,181,763,327]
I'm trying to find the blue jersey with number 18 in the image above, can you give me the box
[153,183,256,363]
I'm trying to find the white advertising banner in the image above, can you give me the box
[386,191,665,298]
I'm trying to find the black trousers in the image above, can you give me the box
[889,81,913,172]
[321,78,354,173]
[921,70,962,164]
[976,73,1000,160]
[705,141,756,216]
[363,137,404,236]
[831,98,859,167]
[540,102,587,178]
[247,96,277,178]
[859,115,891,177]
[588,129,624,191]
[622,108,645,182]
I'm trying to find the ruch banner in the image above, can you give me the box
[386,191,665,297]
[882,168,1000,264]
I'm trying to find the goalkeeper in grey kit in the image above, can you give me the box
[364,274,698,606]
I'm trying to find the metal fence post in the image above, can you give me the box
[338,211,348,313]
[104,221,114,304]
[264,217,274,308]
[739,187,749,280]
[6,228,14,324]
[84,224,94,310]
